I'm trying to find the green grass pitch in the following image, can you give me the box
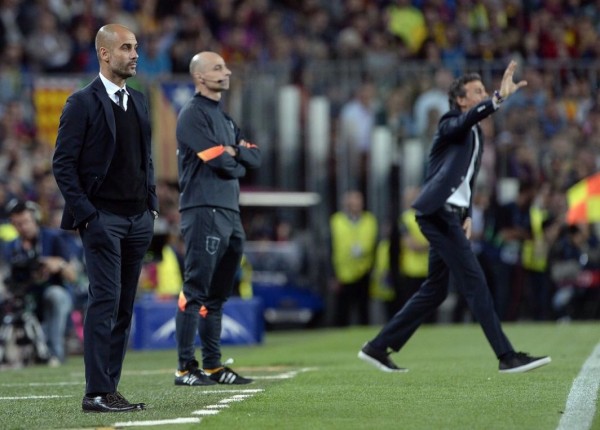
[0,323,598,430]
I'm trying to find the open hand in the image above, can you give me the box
[499,60,527,99]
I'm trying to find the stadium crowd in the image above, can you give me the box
[1,0,600,366]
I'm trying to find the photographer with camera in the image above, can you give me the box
[3,200,76,366]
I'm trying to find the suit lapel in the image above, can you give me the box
[93,78,117,142]
[128,91,150,160]
[128,91,146,139]
[473,125,483,176]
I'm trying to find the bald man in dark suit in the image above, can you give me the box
[53,24,157,412]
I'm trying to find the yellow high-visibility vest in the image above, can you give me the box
[330,211,378,283]
[370,240,396,301]
[521,207,548,272]
[400,209,429,278]
[238,254,253,299]
[156,245,184,296]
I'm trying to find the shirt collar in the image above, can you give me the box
[98,72,128,96]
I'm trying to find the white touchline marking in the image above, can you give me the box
[194,389,265,394]
[0,382,81,387]
[219,398,246,403]
[192,388,264,415]
[0,395,74,400]
[556,342,600,430]
[251,367,317,380]
[191,410,221,416]
[114,418,201,427]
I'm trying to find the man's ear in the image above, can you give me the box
[99,47,109,62]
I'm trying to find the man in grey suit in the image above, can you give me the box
[359,61,551,374]
[53,24,157,412]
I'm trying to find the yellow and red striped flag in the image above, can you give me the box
[566,172,600,224]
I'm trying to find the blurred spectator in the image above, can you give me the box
[103,0,139,34]
[329,190,378,326]
[0,41,30,105]
[24,9,72,73]
[338,81,377,194]
[520,184,560,320]
[137,31,172,79]
[489,180,536,321]
[440,25,467,76]
[413,67,453,137]
[0,0,24,53]
[3,200,76,365]
[377,83,416,141]
[549,223,600,320]
[69,19,97,73]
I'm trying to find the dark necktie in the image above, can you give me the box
[116,89,125,110]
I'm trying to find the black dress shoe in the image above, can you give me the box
[82,392,144,413]
[115,391,146,410]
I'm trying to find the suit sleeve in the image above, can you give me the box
[177,104,246,179]
[138,93,159,212]
[52,93,97,227]
[437,99,497,142]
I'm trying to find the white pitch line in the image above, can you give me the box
[191,389,265,417]
[194,389,265,394]
[0,395,74,400]
[114,417,201,427]
[205,404,229,409]
[0,382,81,387]
[191,409,221,416]
[251,367,317,380]
[556,342,600,430]
[218,397,247,403]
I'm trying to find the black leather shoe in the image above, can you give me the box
[115,391,146,410]
[82,392,144,413]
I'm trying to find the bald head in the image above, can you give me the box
[189,51,231,100]
[189,51,223,75]
[95,24,133,55]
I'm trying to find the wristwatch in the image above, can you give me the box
[151,210,159,220]
[493,90,505,105]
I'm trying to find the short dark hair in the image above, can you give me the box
[448,73,482,111]
[6,199,42,223]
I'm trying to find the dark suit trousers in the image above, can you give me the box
[370,208,513,359]
[80,209,153,394]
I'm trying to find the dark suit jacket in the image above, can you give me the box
[412,99,497,217]
[53,77,158,230]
